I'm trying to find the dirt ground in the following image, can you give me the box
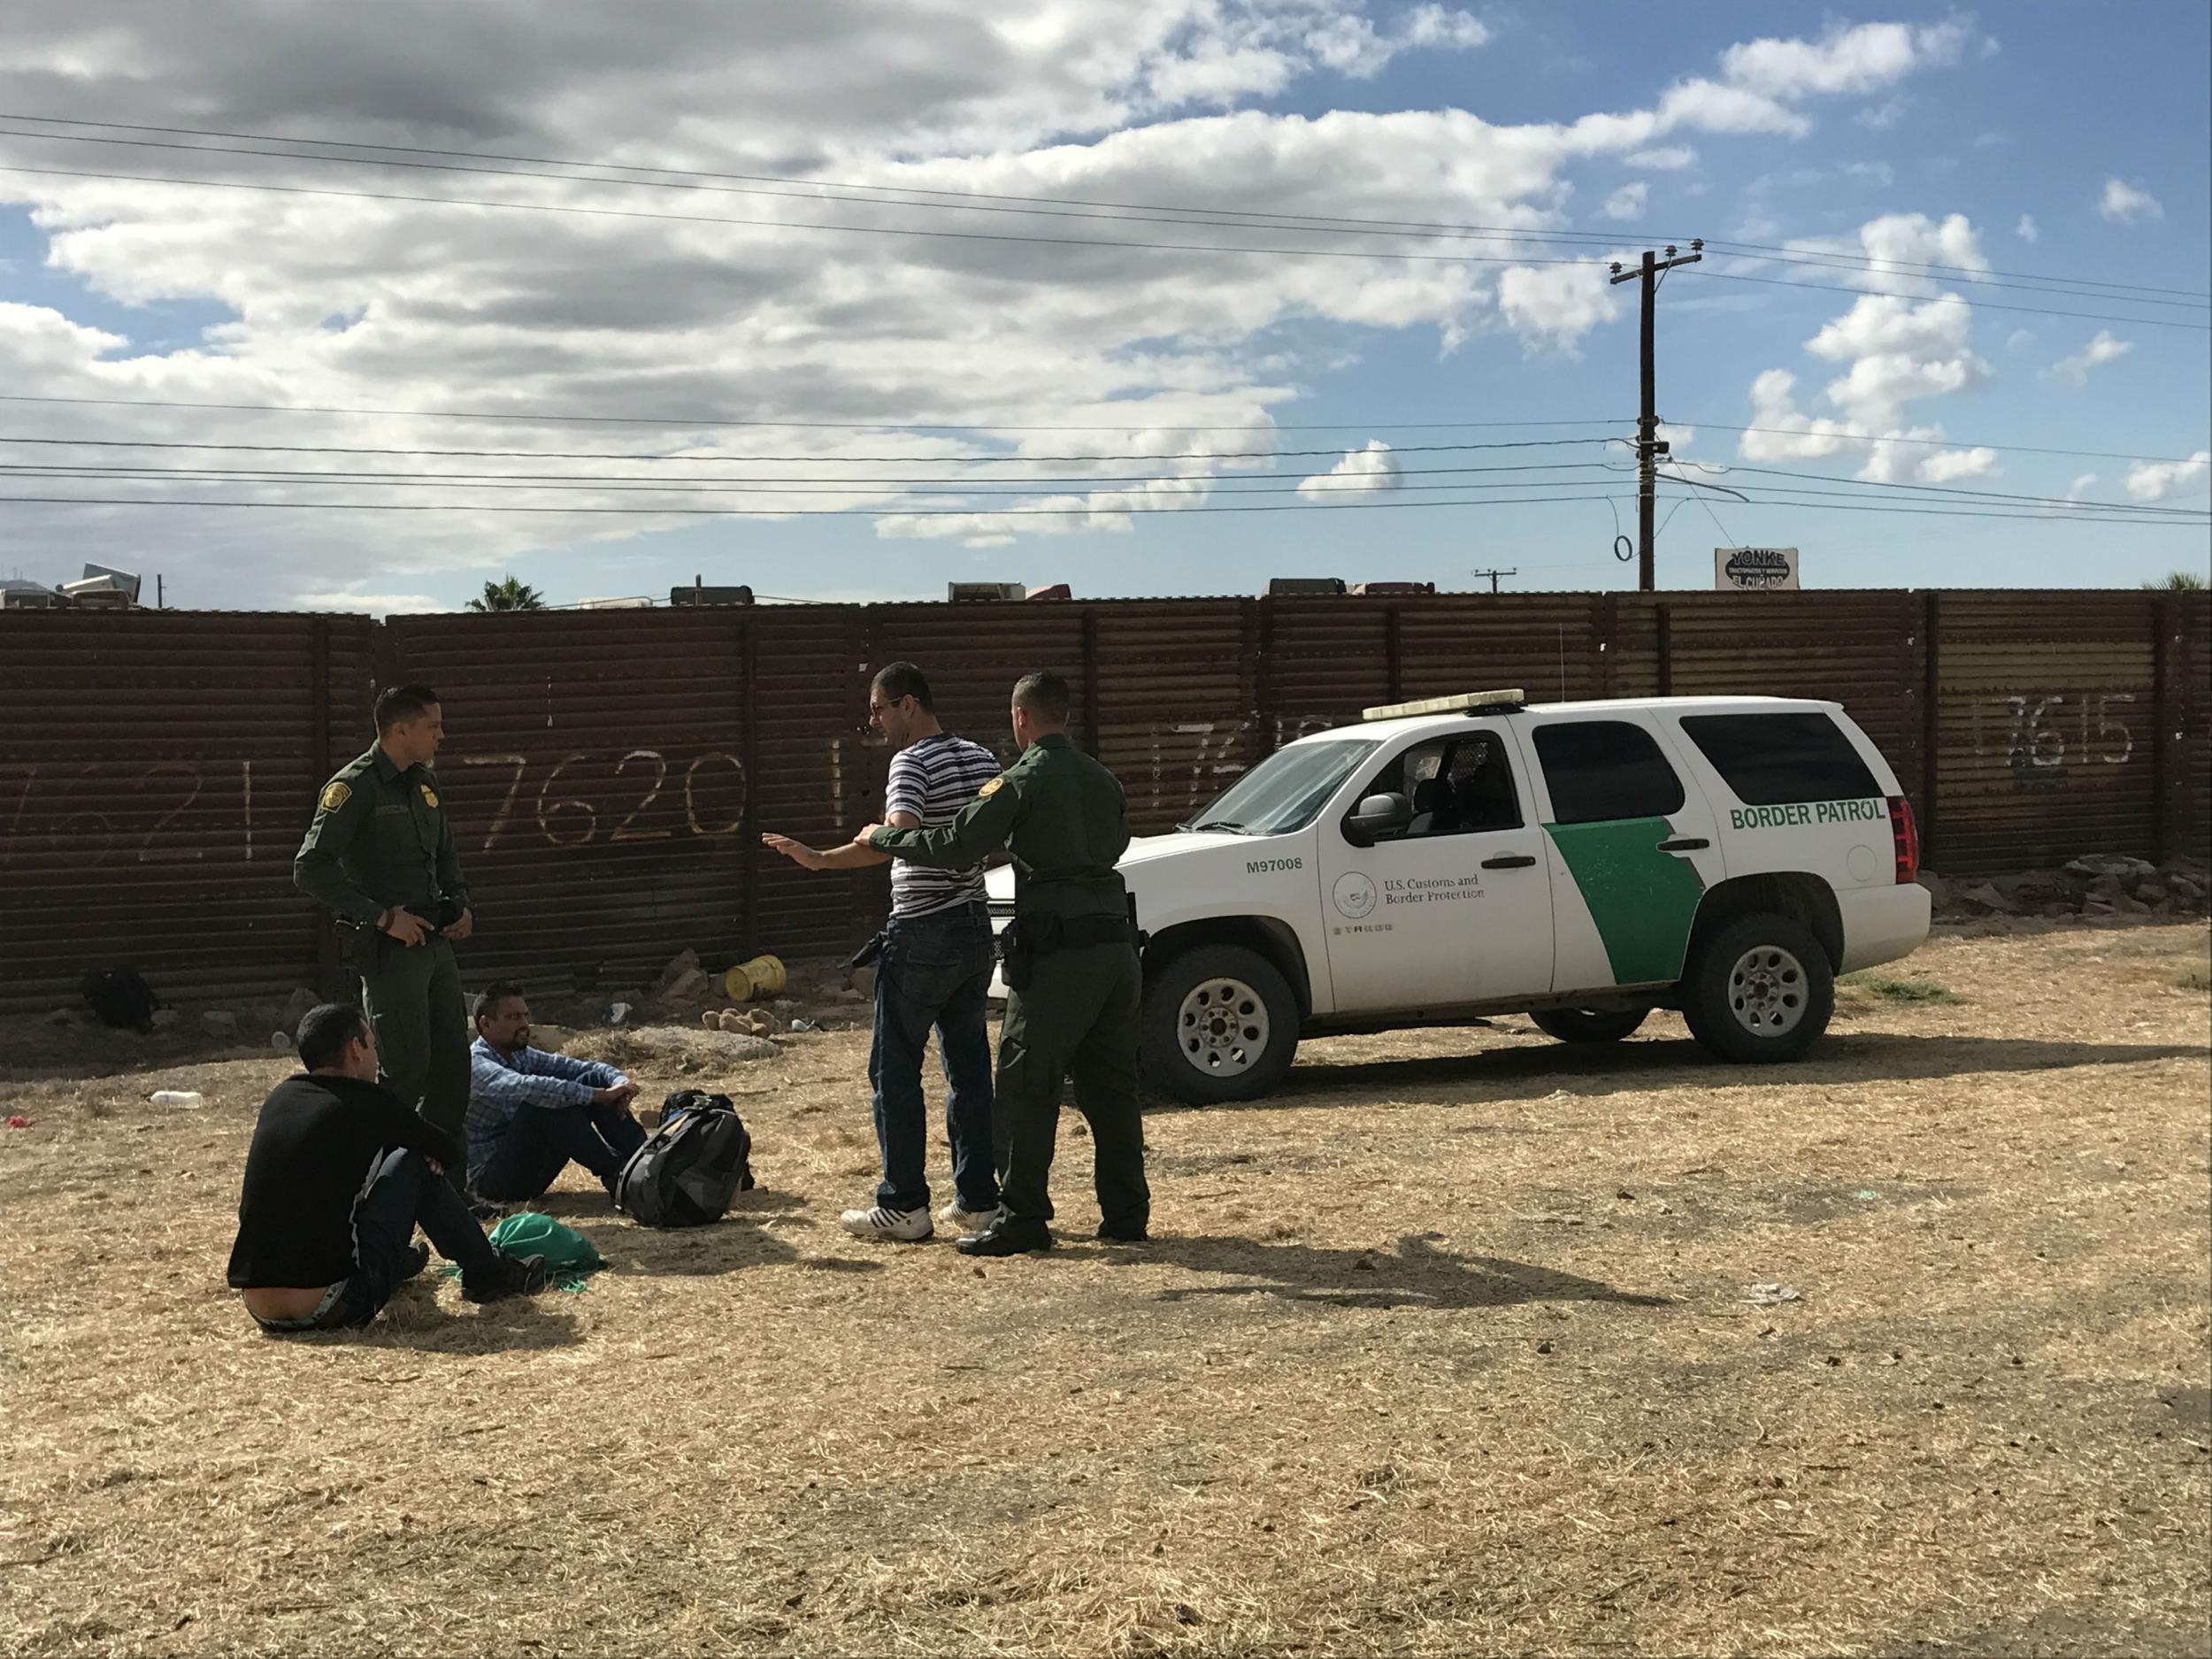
[2,919,2207,1658]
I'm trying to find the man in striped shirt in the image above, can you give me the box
[762,662,1002,1242]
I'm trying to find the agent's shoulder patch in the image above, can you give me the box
[419,782,440,810]
[318,780,352,813]
[979,776,1005,799]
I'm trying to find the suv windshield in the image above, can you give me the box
[1185,737,1379,836]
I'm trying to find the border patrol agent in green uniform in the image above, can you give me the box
[863,671,1149,1257]
[295,685,475,1174]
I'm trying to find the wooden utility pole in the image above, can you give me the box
[1609,242,1701,592]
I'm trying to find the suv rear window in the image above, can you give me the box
[1532,721,1685,824]
[1678,712,1880,806]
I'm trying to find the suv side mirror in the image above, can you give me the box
[1343,791,1411,847]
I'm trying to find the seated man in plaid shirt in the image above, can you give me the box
[465,981,647,1206]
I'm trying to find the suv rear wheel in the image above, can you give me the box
[1530,1007,1648,1043]
[1142,943,1299,1104]
[1680,910,1834,1063]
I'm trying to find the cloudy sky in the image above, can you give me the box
[0,2,2205,611]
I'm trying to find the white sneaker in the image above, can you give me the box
[840,1205,933,1242]
[937,1201,1000,1233]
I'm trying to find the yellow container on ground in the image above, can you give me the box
[723,953,787,1002]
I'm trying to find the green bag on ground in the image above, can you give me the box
[484,1212,607,1292]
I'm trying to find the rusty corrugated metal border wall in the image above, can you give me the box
[3,590,2205,1012]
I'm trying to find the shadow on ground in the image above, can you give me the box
[1116,1231,1671,1312]
[1195,1033,2206,1112]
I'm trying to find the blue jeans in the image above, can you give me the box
[869,902,999,1215]
[473,1101,648,1202]
[256,1148,501,1332]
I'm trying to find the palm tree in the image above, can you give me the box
[2142,571,2208,591]
[466,577,547,611]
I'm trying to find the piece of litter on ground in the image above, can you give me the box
[607,1002,634,1025]
[789,1019,818,1033]
[1853,1188,1880,1200]
[5,1115,32,1129]
[1746,1282,1802,1306]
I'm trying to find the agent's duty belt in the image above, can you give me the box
[1009,912,1139,953]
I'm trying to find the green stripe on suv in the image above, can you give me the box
[1543,818,1708,985]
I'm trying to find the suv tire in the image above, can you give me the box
[1143,943,1299,1104]
[1681,910,1834,1064]
[1530,1006,1648,1044]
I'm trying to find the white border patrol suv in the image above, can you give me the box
[987,689,1930,1104]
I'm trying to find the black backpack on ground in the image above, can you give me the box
[614,1090,755,1227]
[80,968,160,1032]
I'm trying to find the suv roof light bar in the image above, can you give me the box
[1359,687,1526,722]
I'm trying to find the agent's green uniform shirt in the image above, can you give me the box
[870,733,1149,1234]
[294,747,472,1158]
[867,733,1128,918]
[295,747,469,926]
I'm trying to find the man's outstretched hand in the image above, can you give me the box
[761,833,826,871]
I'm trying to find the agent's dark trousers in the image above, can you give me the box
[993,941,1148,1235]
[362,935,470,1187]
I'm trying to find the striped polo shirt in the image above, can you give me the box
[885,732,1003,917]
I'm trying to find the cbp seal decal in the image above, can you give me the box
[978,777,1004,798]
[419,783,440,810]
[318,780,351,812]
[1332,872,1377,919]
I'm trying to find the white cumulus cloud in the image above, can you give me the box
[2015,212,2038,243]
[2099,179,2163,223]
[1297,440,1403,500]
[1718,19,1970,99]
[2047,330,2133,388]
[1496,264,1620,350]
[1303,4,1487,79]
[2126,452,2211,503]
[1601,182,1649,221]
[1737,224,2000,487]
[1625,145,1697,170]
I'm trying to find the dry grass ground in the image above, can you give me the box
[2,920,2207,1657]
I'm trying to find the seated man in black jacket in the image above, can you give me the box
[227,1002,550,1333]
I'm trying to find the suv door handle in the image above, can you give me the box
[1657,837,1709,852]
[1481,854,1538,870]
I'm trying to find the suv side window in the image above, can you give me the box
[1532,720,1685,824]
[1678,712,1880,806]
[1360,731,1524,838]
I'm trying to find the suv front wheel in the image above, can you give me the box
[1142,943,1299,1104]
[1680,911,1834,1063]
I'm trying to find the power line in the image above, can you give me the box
[7,111,2202,306]
[1694,235,2208,303]
[19,456,2201,517]
[1696,269,2210,332]
[0,465,1640,498]
[0,431,1622,465]
[0,123,1648,261]
[0,163,1600,270]
[0,489,1653,518]
[5,158,2207,334]
[1688,462,2211,517]
[0,488,2191,526]
[0,391,1624,434]
[1682,423,2212,465]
